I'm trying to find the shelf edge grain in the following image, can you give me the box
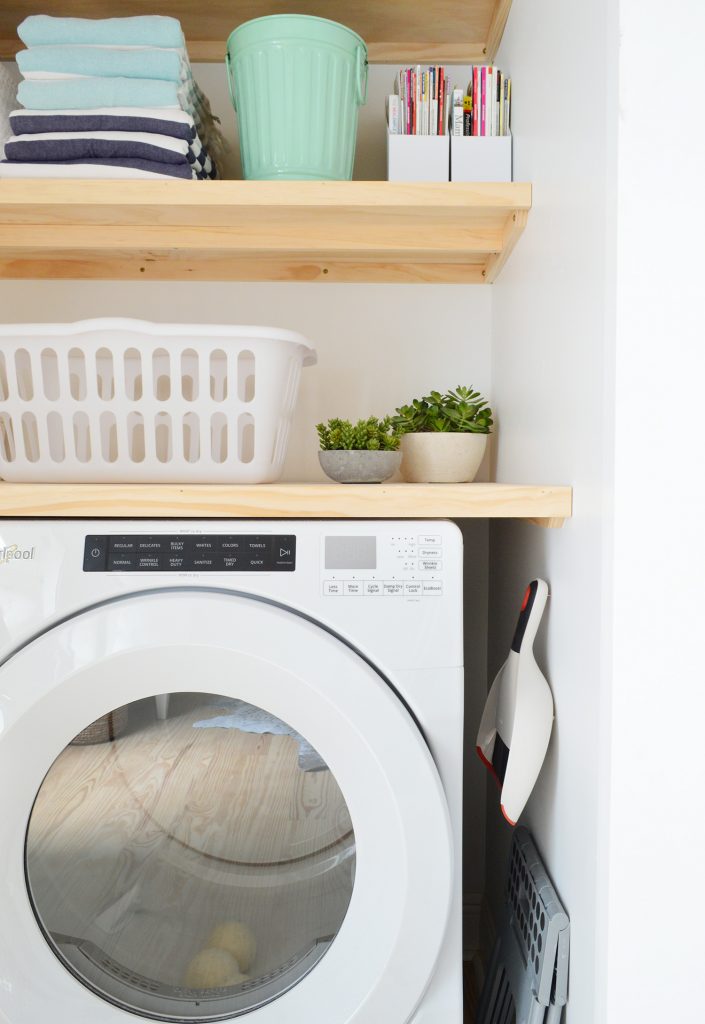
[0,482,571,524]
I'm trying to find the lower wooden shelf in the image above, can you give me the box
[0,482,572,527]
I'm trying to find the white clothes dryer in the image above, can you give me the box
[0,520,463,1024]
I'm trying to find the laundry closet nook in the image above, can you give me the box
[0,1,702,1023]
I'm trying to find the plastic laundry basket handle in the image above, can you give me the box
[226,51,237,112]
[356,45,368,106]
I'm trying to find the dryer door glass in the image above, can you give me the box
[25,693,356,1021]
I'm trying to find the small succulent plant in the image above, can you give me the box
[316,416,401,451]
[394,386,493,434]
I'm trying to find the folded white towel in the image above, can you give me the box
[0,161,180,180]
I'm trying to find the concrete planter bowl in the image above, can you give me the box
[400,432,488,483]
[318,449,402,484]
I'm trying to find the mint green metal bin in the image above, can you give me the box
[226,15,368,181]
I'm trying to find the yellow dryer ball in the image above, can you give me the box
[206,921,257,973]
[225,972,249,986]
[183,948,242,989]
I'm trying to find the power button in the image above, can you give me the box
[83,536,108,571]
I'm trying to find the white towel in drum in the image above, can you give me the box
[193,699,327,772]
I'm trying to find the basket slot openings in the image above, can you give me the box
[210,349,228,402]
[181,348,198,400]
[211,412,227,463]
[127,412,145,463]
[154,412,172,463]
[0,353,8,401]
[100,412,118,463]
[182,412,200,462]
[152,348,170,401]
[68,348,87,401]
[238,412,255,464]
[96,348,115,401]
[47,412,65,462]
[41,348,60,401]
[73,412,91,463]
[124,348,143,401]
[15,349,33,400]
[0,413,16,462]
[237,349,256,402]
[21,412,40,462]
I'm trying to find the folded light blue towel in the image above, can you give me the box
[17,15,184,48]
[17,45,183,83]
[17,77,181,110]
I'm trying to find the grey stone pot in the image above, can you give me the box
[318,449,402,484]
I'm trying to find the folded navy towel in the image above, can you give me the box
[9,109,196,141]
[5,133,189,165]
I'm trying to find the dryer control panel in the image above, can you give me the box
[83,534,296,572]
[322,531,444,597]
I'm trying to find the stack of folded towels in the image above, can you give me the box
[1,14,224,179]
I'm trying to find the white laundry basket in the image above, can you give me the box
[0,319,316,483]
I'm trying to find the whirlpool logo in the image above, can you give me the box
[0,544,35,564]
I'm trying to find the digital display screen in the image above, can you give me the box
[324,536,377,570]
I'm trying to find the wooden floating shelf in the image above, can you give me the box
[0,180,531,284]
[0,0,512,64]
[0,482,572,528]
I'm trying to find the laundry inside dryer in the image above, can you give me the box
[25,693,356,1021]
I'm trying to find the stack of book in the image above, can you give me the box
[387,66,452,136]
[452,66,511,137]
[387,65,511,138]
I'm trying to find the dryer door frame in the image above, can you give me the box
[0,588,453,1024]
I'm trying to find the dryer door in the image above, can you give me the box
[0,589,453,1024]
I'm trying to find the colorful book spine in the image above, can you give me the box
[473,67,479,136]
[487,66,493,135]
[463,95,473,135]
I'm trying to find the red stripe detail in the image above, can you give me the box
[476,745,502,790]
[500,804,517,827]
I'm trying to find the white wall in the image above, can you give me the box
[488,2,614,1022]
[603,2,705,1019]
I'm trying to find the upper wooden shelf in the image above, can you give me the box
[0,179,531,284]
[0,0,512,64]
[0,482,571,528]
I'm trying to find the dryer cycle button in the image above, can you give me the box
[137,539,165,552]
[364,581,383,595]
[419,559,442,572]
[111,538,137,553]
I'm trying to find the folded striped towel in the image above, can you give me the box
[17,45,184,83]
[17,15,184,49]
[5,130,190,164]
[9,107,196,141]
[4,130,217,178]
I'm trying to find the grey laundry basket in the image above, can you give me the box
[477,827,570,1024]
